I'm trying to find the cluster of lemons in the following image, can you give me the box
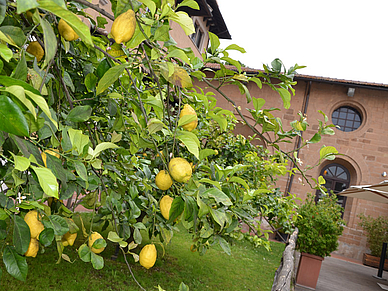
[26,8,136,62]
[139,105,198,269]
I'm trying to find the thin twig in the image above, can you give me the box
[71,0,115,21]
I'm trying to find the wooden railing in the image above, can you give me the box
[271,227,299,291]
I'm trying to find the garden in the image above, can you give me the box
[0,0,339,290]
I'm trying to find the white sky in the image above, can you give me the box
[218,0,388,84]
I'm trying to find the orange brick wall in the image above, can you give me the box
[196,76,388,262]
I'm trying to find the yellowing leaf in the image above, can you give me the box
[169,67,192,88]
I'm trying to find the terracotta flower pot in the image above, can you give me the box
[296,252,324,290]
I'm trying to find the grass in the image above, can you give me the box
[0,213,285,291]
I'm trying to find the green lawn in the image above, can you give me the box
[0,214,285,291]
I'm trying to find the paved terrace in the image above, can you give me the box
[295,254,388,291]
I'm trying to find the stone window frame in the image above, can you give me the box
[190,20,204,51]
[316,163,350,215]
[330,101,366,134]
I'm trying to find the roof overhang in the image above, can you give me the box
[176,0,231,39]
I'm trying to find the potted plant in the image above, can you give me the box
[358,213,388,269]
[294,193,345,289]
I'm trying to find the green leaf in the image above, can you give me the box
[91,238,107,250]
[38,0,93,46]
[168,11,194,35]
[199,178,221,190]
[318,175,326,185]
[277,88,291,109]
[96,64,127,95]
[210,208,227,228]
[74,160,88,185]
[178,282,190,291]
[0,43,12,61]
[31,166,59,199]
[138,0,156,15]
[216,235,231,255]
[208,32,220,54]
[68,128,90,155]
[17,0,39,14]
[13,215,31,255]
[67,105,92,122]
[40,17,57,68]
[178,114,196,127]
[319,146,339,161]
[1,85,37,120]
[92,142,119,158]
[85,73,98,92]
[252,97,265,111]
[3,246,28,281]
[133,228,142,244]
[168,197,184,223]
[43,215,69,236]
[147,118,166,135]
[0,26,26,48]
[78,243,91,262]
[309,133,321,144]
[203,188,232,206]
[0,220,7,239]
[107,231,124,243]
[0,95,29,136]
[90,252,104,270]
[224,44,246,53]
[0,76,40,95]
[12,154,30,171]
[176,0,199,10]
[199,149,218,161]
[167,49,190,64]
[39,227,54,247]
[0,0,7,25]
[229,176,249,190]
[24,90,58,129]
[11,53,27,81]
[176,131,200,159]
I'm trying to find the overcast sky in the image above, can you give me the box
[218,0,388,84]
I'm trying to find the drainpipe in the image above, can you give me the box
[284,81,312,196]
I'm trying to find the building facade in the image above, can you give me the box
[174,1,388,262]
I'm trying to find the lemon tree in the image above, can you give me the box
[0,0,338,287]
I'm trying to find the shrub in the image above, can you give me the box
[358,213,388,257]
[295,193,345,258]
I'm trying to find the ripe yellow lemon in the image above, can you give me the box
[24,210,44,240]
[160,195,174,220]
[155,170,173,191]
[58,19,79,41]
[168,157,192,183]
[111,9,136,44]
[179,104,198,131]
[88,232,105,254]
[41,148,60,167]
[62,231,77,247]
[139,244,157,269]
[25,238,39,257]
[26,41,44,62]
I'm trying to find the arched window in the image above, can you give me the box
[317,163,350,210]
